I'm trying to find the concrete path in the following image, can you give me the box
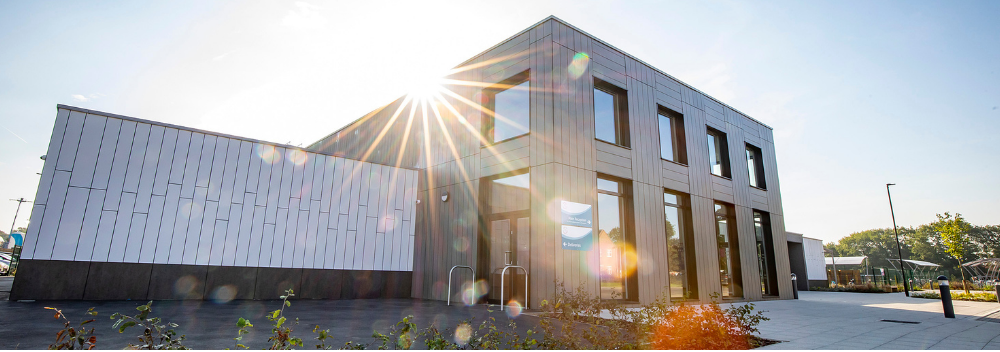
[749,291,1000,350]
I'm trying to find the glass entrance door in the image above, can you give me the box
[487,215,529,306]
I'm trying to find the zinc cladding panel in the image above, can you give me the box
[207,137,229,202]
[68,114,107,188]
[33,171,71,260]
[769,213,793,299]
[74,189,106,262]
[217,140,242,219]
[54,111,86,173]
[21,206,43,259]
[154,184,181,264]
[34,109,70,207]
[138,194,166,263]
[91,118,122,191]
[103,121,136,211]
[270,208,289,268]
[48,186,89,261]
[135,125,165,213]
[179,133,204,199]
[123,123,151,194]
[151,128,178,196]
[264,147,285,224]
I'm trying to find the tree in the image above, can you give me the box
[969,225,1000,258]
[933,212,973,294]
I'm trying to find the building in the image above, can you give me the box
[13,16,794,304]
[785,232,827,290]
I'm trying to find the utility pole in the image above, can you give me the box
[8,197,31,237]
[887,183,909,297]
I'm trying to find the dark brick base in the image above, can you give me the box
[9,259,412,301]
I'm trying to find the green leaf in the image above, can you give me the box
[276,316,286,328]
[119,320,137,333]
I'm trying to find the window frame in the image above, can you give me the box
[593,79,631,148]
[657,106,687,164]
[596,174,637,301]
[753,209,779,297]
[483,71,531,146]
[714,201,743,299]
[706,127,731,178]
[745,143,766,190]
[664,189,697,301]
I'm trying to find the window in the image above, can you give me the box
[597,176,635,300]
[754,210,778,296]
[715,202,742,299]
[706,128,730,178]
[664,190,697,300]
[658,107,687,163]
[745,144,766,189]
[485,72,530,144]
[488,173,530,213]
[593,80,630,147]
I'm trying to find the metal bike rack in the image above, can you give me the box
[499,265,528,311]
[447,265,475,306]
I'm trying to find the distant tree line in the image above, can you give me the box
[824,213,1000,280]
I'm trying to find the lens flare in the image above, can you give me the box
[257,144,281,164]
[454,322,472,346]
[287,149,308,166]
[568,52,590,79]
[452,236,470,252]
[505,300,523,318]
[211,285,237,304]
[174,275,198,298]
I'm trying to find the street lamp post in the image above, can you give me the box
[886,183,909,297]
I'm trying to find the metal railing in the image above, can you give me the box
[447,265,475,306]
[500,265,528,311]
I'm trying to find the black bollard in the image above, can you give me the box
[995,284,999,304]
[938,275,955,319]
[791,273,799,299]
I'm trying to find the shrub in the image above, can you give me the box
[45,307,98,350]
[912,291,998,302]
[535,282,771,350]
[265,289,303,350]
[110,302,188,350]
[810,283,888,293]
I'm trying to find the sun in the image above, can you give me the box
[405,75,443,101]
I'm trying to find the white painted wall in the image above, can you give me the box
[803,237,826,281]
[23,107,418,271]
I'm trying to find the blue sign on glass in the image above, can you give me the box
[560,201,592,227]
[561,225,593,251]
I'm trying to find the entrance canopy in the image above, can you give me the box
[825,256,867,266]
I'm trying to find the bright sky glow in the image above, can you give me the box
[0,1,998,244]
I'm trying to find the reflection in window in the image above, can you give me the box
[594,88,617,144]
[665,190,696,300]
[746,144,766,189]
[598,177,632,300]
[491,80,530,143]
[715,203,742,299]
[754,211,777,296]
[658,108,686,163]
[489,173,529,213]
[707,129,730,178]
[593,81,629,147]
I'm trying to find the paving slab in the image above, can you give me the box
[752,291,1000,350]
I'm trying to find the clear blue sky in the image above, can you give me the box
[1,1,997,244]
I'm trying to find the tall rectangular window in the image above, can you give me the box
[754,210,778,296]
[715,202,742,299]
[664,190,696,300]
[658,107,687,163]
[707,128,730,178]
[745,144,766,189]
[485,73,530,144]
[597,176,635,300]
[593,80,630,147]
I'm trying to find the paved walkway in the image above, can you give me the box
[749,291,1000,350]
